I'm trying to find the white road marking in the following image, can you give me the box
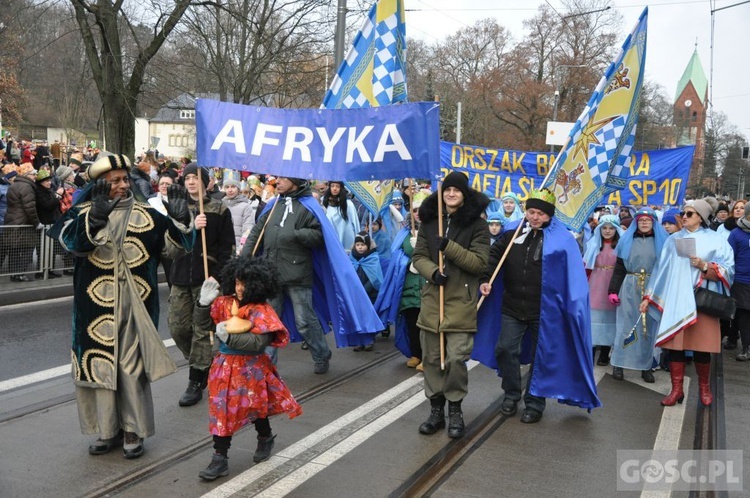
[202,361,480,498]
[0,339,176,392]
[1,295,73,311]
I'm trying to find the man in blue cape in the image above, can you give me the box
[476,188,600,422]
[241,177,383,374]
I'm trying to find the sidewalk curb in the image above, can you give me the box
[0,272,167,307]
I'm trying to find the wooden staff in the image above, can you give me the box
[251,195,280,257]
[437,180,446,371]
[196,170,212,344]
[476,219,526,310]
[408,178,416,235]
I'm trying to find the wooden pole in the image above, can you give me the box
[476,219,526,310]
[408,178,416,235]
[196,169,212,344]
[437,181,445,371]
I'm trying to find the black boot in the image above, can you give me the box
[179,368,207,407]
[253,434,276,463]
[597,346,611,366]
[447,401,465,439]
[418,396,446,435]
[199,453,229,480]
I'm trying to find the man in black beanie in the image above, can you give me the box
[412,171,490,438]
[169,163,235,406]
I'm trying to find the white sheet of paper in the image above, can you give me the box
[675,238,696,258]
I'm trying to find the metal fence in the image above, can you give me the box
[0,225,73,280]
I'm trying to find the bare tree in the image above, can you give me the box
[69,0,192,157]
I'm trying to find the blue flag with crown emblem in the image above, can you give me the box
[322,0,410,217]
[542,8,648,231]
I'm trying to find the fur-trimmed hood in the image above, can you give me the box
[418,188,490,226]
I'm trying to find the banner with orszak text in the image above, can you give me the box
[196,99,440,181]
[440,141,694,207]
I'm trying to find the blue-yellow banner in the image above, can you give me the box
[440,141,694,207]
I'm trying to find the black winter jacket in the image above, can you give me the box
[483,222,547,321]
[170,196,235,287]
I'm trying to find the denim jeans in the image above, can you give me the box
[268,285,331,365]
[495,313,546,413]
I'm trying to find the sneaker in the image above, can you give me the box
[301,341,309,350]
[314,351,332,374]
[406,357,421,368]
[736,347,750,362]
[123,432,143,459]
[88,430,124,455]
[253,434,276,463]
[199,453,229,480]
[416,362,424,372]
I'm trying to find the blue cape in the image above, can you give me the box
[374,227,413,357]
[350,251,384,291]
[261,196,383,347]
[474,218,601,411]
[648,227,735,346]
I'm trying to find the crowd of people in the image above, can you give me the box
[5,140,746,482]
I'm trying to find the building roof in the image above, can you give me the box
[150,92,222,123]
[675,49,708,104]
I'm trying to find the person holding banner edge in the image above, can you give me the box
[412,172,489,439]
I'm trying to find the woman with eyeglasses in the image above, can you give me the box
[641,200,735,406]
[607,208,668,383]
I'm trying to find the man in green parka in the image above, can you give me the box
[412,172,490,439]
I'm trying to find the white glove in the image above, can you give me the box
[198,277,221,306]
[215,321,229,343]
[409,236,418,249]
[409,262,419,274]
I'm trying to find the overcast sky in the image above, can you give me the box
[403,0,750,145]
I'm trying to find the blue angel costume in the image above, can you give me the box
[648,226,735,346]
[608,209,668,370]
[375,227,414,357]
[260,196,383,348]
[474,218,601,411]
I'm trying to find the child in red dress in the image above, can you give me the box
[195,257,302,481]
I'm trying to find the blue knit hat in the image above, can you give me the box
[487,211,505,224]
[661,208,681,226]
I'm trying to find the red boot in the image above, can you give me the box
[661,361,685,406]
[695,362,713,406]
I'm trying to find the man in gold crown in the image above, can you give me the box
[479,188,600,423]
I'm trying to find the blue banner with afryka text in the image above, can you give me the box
[196,99,441,181]
[440,141,694,207]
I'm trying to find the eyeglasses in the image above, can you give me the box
[680,211,696,218]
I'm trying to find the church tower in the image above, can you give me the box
[673,48,709,194]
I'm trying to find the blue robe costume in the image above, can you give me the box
[474,218,601,411]
[325,199,360,251]
[350,250,384,295]
[610,211,668,370]
[374,227,413,357]
[261,197,383,348]
[647,227,734,346]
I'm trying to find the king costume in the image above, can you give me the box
[475,215,601,412]
[47,154,194,455]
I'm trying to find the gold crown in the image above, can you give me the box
[528,188,555,205]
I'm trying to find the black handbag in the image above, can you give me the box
[694,286,736,320]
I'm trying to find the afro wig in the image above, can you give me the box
[219,257,281,305]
